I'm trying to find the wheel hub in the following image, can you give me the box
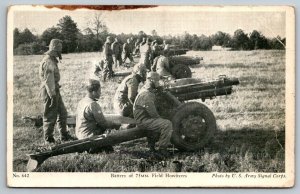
[180,114,207,143]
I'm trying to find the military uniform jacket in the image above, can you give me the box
[156,56,172,77]
[103,42,113,60]
[114,74,140,104]
[122,43,131,54]
[75,96,108,139]
[39,54,60,98]
[133,87,160,122]
[111,41,121,56]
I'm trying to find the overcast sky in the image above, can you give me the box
[12,6,286,38]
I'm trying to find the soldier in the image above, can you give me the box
[133,39,140,56]
[152,50,173,79]
[39,39,74,143]
[75,79,118,152]
[111,37,122,68]
[122,38,134,64]
[163,40,170,51]
[129,37,135,54]
[102,36,114,81]
[139,38,152,70]
[113,63,147,118]
[133,72,173,153]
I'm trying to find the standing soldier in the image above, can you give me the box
[163,40,170,51]
[122,38,134,64]
[102,36,114,81]
[129,37,135,54]
[39,39,74,143]
[133,72,173,153]
[111,37,122,68]
[133,39,141,56]
[139,38,152,70]
[113,63,147,118]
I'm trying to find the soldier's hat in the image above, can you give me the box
[88,78,100,86]
[49,39,62,52]
[46,39,63,59]
[133,63,147,77]
[146,72,160,82]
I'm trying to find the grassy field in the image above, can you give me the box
[12,50,285,172]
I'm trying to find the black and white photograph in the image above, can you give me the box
[7,5,295,187]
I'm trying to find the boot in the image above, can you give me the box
[60,132,77,142]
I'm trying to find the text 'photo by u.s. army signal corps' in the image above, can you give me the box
[7,5,295,188]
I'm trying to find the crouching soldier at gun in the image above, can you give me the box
[133,72,173,155]
[76,79,119,153]
[113,63,147,118]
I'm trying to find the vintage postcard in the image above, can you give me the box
[7,5,295,187]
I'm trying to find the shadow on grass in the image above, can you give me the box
[14,128,285,172]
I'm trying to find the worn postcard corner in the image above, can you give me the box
[7,5,295,188]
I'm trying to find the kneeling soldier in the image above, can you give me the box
[133,72,173,153]
[114,63,147,118]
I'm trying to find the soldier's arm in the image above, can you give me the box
[104,44,110,59]
[43,62,56,98]
[127,79,139,105]
[90,102,116,129]
[143,93,160,118]
[111,43,114,54]
[122,44,126,53]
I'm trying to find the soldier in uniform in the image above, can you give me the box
[75,79,117,152]
[122,38,134,64]
[133,72,173,153]
[151,50,173,79]
[102,36,114,81]
[111,37,122,68]
[113,63,147,118]
[39,39,74,143]
[139,38,152,70]
[75,79,117,139]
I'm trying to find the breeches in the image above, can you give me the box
[40,88,68,140]
[138,118,173,148]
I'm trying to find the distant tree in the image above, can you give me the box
[190,34,200,50]
[198,34,212,50]
[181,32,193,49]
[57,15,79,53]
[232,29,250,50]
[249,30,269,50]
[86,13,108,41]
[13,28,21,49]
[210,31,231,47]
[41,27,63,46]
[13,28,38,51]
[269,36,285,50]
[21,28,36,43]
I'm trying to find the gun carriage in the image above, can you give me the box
[27,75,239,171]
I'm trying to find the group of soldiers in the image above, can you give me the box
[101,36,172,81]
[39,38,173,155]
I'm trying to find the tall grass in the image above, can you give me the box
[13,50,285,172]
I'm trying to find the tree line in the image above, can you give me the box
[13,15,286,55]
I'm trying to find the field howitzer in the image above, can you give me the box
[165,75,240,102]
[27,75,239,172]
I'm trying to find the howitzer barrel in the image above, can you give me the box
[167,77,239,101]
[174,86,233,101]
[27,127,146,172]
